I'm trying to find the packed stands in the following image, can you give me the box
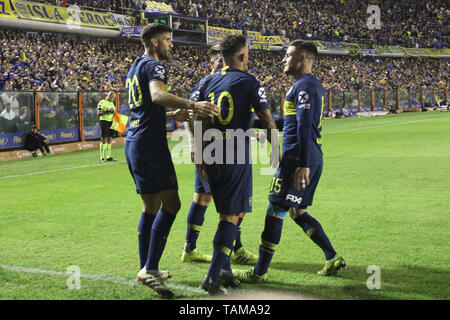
[1,30,448,94]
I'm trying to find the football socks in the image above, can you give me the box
[254,215,283,276]
[145,209,176,271]
[293,212,337,260]
[206,220,238,283]
[234,217,244,252]
[137,212,156,269]
[184,202,207,252]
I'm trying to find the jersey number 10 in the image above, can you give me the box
[208,91,234,125]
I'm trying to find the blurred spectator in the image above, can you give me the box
[0,103,15,120]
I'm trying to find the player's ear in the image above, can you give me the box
[150,37,158,48]
[237,53,245,62]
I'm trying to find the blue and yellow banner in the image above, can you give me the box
[208,26,285,51]
[145,1,177,14]
[0,0,17,19]
[401,47,450,57]
[11,0,132,29]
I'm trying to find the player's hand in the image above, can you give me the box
[193,101,220,118]
[172,109,192,121]
[255,130,266,145]
[294,167,310,191]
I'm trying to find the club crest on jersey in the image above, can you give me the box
[298,91,310,109]
[286,194,302,204]
[258,87,267,102]
[190,90,200,101]
[155,65,166,80]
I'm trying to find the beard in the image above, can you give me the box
[283,65,293,75]
[157,47,171,61]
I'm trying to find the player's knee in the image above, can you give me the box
[289,208,307,220]
[194,193,212,206]
[219,213,241,225]
[162,197,181,215]
[266,202,288,220]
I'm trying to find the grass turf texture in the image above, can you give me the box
[0,111,449,300]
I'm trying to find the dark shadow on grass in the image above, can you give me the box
[263,261,449,299]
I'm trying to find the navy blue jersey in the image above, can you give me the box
[125,55,168,144]
[198,66,269,164]
[282,73,325,167]
[189,74,214,102]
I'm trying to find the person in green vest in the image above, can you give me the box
[97,91,117,162]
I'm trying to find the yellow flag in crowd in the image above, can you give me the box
[110,113,129,134]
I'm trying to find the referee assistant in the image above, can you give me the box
[97,91,117,162]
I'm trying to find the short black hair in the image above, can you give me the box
[288,40,319,62]
[220,34,247,60]
[140,23,173,48]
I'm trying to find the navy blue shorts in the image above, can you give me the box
[125,140,178,194]
[205,163,252,214]
[268,164,322,209]
[194,165,211,194]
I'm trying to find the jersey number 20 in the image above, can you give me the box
[125,75,142,109]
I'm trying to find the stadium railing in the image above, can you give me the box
[0,88,447,150]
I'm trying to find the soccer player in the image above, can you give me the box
[124,23,219,299]
[97,91,117,162]
[195,35,278,294]
[234,41,346,284]
[181,44,258,266]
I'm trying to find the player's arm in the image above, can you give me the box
[195,115,209,179]
[251,82,280,167]
[166,109,192,121]
[255,109,280,167]
[149,80,219,118]
[294,86,315,191]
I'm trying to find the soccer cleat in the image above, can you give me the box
[100,158,105,163]
[231,247,258,265]
[106,157,117,162]
[200,275,225,296]
[232,268,267,284]
[157,270,172,280]
[317,254,347,276]
[137,268,174,299]
[181,248,212,263]
[219,269,241,289]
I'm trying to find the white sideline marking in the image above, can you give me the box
[0,161,125,180]
[0,264,207,296]
[323,115,450,134]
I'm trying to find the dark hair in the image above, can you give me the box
[140,23,173,48]
[220,34,247,60]
[288,40,318,62]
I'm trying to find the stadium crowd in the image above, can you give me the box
[1,30,448,95]
[36,0,448,48]
[175,0,449,48]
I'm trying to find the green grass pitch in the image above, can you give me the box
[1,111,449,300]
